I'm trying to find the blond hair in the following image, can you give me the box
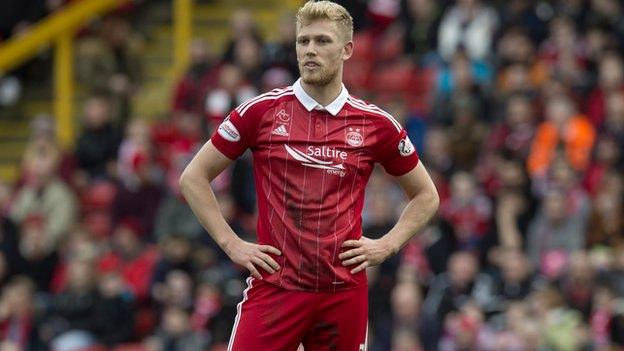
[296,1,353,42]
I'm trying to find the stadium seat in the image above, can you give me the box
[343,59,372,91]
[351,31,375,62]
[369,61,416,93]
[376,32,404,62]
[113,344,148,351]
[78,346,107,351]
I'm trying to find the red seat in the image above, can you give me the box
[376,32,404,62]
[369,61,416,93]
[351,31,375,61]
[134,307,158,339]
[78,346,107,351]
[113,344,148,351]
[344,59,372,91]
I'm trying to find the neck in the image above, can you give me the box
[300,74,344,107]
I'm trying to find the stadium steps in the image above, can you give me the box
[132,0,302,119]
[0,0,304,182]
[0,84,90,183]
[0,82,53,183]
[0,120,29,182]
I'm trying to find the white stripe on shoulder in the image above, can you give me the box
[348,96,402,130]
[347,96,402,131]
[239,91,294,117]
[235,87,293,115]
[346,97,402,132]
[235,87,289,113]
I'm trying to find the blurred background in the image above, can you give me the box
[0,0,623,350]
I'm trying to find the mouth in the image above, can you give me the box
[304,61,320,69]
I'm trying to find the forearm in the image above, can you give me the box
[382,189,439,255]
[179,171,240,253]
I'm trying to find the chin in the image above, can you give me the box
[301,71,337,86]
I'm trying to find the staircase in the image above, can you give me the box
[133,0,302,119]
[0,0,302,183]
[0,84,53,182]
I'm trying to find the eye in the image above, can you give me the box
[298,38,309,45]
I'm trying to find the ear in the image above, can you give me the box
[342,40,354,61]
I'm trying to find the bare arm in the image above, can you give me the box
[340,162,440,273]
[179,140,281,279]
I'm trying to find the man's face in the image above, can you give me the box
[296,20,352,86]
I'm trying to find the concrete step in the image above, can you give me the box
[0,164,19,183]
[0,138,27,160]
[0,126,29,139]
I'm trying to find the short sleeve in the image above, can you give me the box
[210,109,254,160]
[376,126,420,176]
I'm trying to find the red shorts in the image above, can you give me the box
[227,278,369,351]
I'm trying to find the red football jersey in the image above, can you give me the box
[211,79,419,292]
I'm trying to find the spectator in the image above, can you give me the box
[111,144,163,237]
[0,276,40,351]
[419,251,495,350]
[585,0,624,43]
[484,94,536,162]
[263,12,298,77]
[537,15,590,90]
[204,64,257,129]
[584,133,621,196]
[437,0,499,62]
[9,216,59,292]
[172,39,218,114]
[43,259,99,349]
[490,248,539,305]
[74,94,122,181]
[91,272,135,346]
[585,52,624,128]
[151,235,195,296]
[557,252,595,317]
[152,112,203,240]
[586,175,623,247]
[390,282,423,350]
[526,188,587,277]
[596,245,624,297]
[603,90,624,149]
[399,0,442,62]
[144,306,210,351]
[434,51,491,126]
[527,94,595,177]
[530,285,590,351]
[98,220,159,302]
[439,172,492,251]
[76,16,144,124]
[11,139,76,249]
[222,9,263,64]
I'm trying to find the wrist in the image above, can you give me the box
[221,236,241,256]
[381,235,400,257]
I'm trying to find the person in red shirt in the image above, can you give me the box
[179,1,439,350]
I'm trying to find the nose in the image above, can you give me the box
[304,42,317,56]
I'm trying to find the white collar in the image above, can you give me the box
[293,78,349,116]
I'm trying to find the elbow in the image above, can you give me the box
[178,167,192,196]
[427,186,440,215]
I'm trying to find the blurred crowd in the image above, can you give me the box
[1,0,624,350]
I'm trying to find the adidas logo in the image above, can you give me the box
[272,124,289,136]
